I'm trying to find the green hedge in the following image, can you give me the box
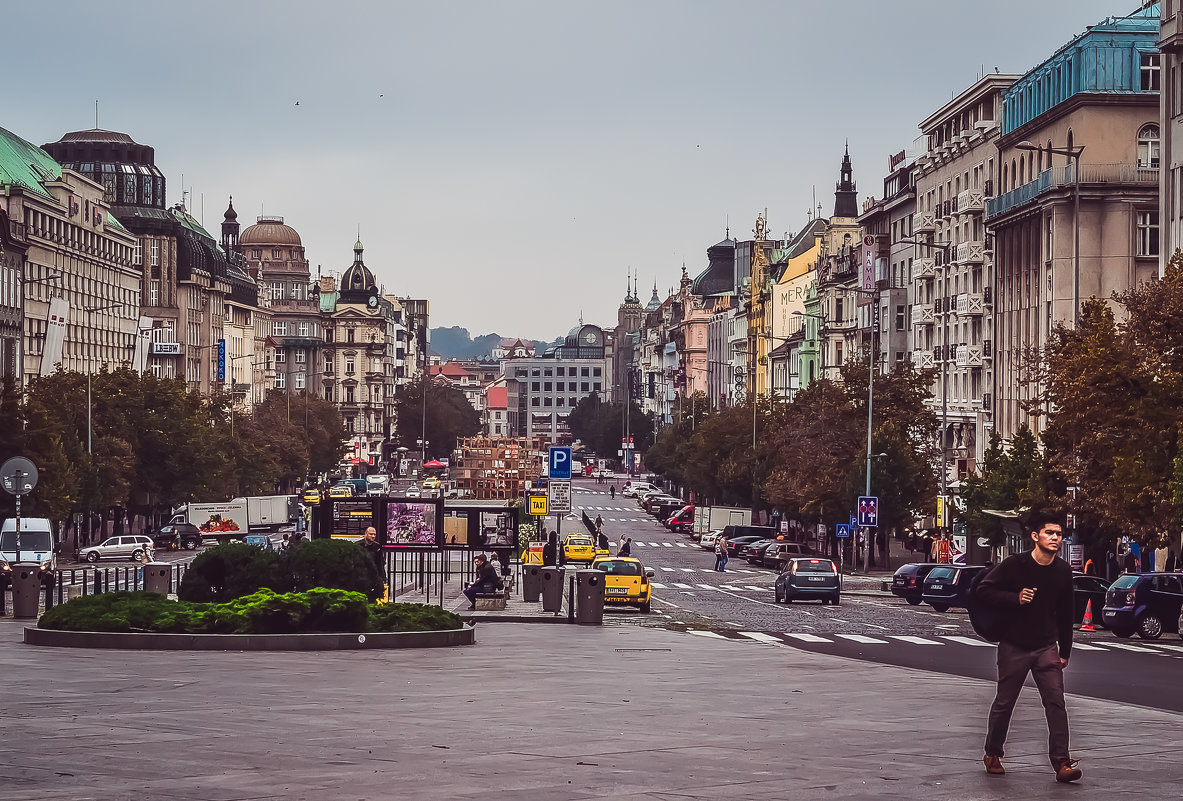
[38,590,461,634]
[178,539,383,603]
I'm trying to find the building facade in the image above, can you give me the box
[501,323,608,443]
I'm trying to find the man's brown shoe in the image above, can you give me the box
[983,755,1005,775]
[1055,760,1082,783]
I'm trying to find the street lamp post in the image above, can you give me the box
[1016,140,1085,327]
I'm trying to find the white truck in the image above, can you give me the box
[692,506,753,538]
[365,475,390,497]
[168,495,296,537]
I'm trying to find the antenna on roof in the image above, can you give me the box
[95,99,99,130]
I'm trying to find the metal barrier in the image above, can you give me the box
[43,563,189,608]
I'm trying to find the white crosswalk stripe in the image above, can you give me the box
[649,542,661,547]
[687,630,727,639]
[744,586,766,592]
[695,584,717,590]
[1069,642,1107,651]
[1105,642,1161,654]
[649,582,667,589]
[739,632,787,645]
[782,632,831,643]
[942,636,995,647]
[659,567,675,572]
[662,543,674,547]
[836,634,889,644]
[675,543,687,548]
[889,636,943,645]
[673,582,693,589]
[679,568,695,573]
[719,585,743,591]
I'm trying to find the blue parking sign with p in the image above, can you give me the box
[548,446,572,479]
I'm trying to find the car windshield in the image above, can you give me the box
[0,531,52,551]
[1110,575,1139,590]
[794,560,835,573]
[567,538,592,547]
[927,567,956,581]
[595,560,642,576]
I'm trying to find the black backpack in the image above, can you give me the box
[967,566,1005,642]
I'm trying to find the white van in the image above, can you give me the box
[622,481,659,498]
[0,517,57,570]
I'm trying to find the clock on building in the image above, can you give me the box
[367,295,378,308]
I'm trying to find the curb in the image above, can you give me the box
[462,613,571,624]
[23,625,475,651]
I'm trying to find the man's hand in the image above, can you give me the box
[1018,587,1036,604]
[1060,657,1069,669]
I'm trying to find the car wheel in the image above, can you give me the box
[1112,627,1134,638]
[931,603,950,613]
[906,597,921,606]
[86,551,99,563]
[774,590,781,603]
[831,595,841,606]
[131,549,143,562]
[639,602,651,614]
[783,597,792,604]
[1137,613,1164,640]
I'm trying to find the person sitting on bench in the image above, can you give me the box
[463,554,503,610]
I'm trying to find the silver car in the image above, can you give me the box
[79,535,155,563]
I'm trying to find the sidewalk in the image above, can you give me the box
[3,617,1181,800]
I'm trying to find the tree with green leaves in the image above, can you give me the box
[961,425,1043,545]
[566,393,655,458]
[393,377,480,459]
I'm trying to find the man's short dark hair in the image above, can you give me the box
[1025,509,1064,535]
[474,554,486,563]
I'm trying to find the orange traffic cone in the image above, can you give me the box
[1080,599,1095,632]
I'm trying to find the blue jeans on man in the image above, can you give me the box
[717,555,728,572]
[463,583,495,605]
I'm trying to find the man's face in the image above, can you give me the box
[1032,523,1063,553]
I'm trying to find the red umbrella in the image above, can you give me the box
[423,460,445,468]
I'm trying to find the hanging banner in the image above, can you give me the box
[40,297,69,376]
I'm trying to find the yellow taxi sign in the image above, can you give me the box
[528,494,548,516]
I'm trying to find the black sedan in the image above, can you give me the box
[742,540,778,565]
[153,522,202,550]
[921,564,987,612]
[891,563,943,606]
[775,557,841,604]
[725,535,767,558]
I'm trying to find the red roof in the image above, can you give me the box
[486,385,508,409]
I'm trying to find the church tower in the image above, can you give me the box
[833,145,858,218]
[221,196,240,255]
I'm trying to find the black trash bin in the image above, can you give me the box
[540,566,565,613]
[11,564,43,620]
[522,564,542,602]
[574,569,605,625]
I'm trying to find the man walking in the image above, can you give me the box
[976,510,1080,784]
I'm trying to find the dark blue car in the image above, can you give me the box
[921,564,987,612]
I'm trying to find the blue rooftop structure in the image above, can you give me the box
[1002,4,1160,134]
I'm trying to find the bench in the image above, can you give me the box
[472,590,508,611]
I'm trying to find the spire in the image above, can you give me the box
[221,194,240,254]
[834,145,858,218]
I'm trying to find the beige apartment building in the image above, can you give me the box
[912,73,1015,474]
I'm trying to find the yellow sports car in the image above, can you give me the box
[591,556,653,613]
[302,489,321,505]
[561,535,598,565]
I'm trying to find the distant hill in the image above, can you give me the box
[428,326,553,360]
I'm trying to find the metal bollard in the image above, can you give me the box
[143,563,171,595]
[11,565,43,620]
[521,564,542,603]
[574,570,605,625]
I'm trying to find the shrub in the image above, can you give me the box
[178,543,288,603]
[368,602,462,632]
[287,539,383,601]
[38,592,174,632]
[302,586,371,631]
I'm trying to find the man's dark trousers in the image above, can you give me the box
[985,641,1070,765]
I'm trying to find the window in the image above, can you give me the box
[275,373,286,389]
[150,239,160,267]
[531,381,540,392]
[133,239,142,266]
[251,249,261,260]
[295,348,306,364]
[593,367,601,377]
[325,328,334,343]
[581,367,589,377]
[557,397,565,407]
[593,382,601,392]
[347,328,355,343]
[544,369,552,377]
[294,372,306,389]
[556,367,565,376]
[895,304,905,331]
[581,382,589,392]
[531,397,540,407]
[346,359,355,374]
[1137,211,1159,256]
[275,351,286,364]
[544,382,552,391]
[298,322,310,337]
[150,280,159,306]
[272,248,282,259]
[1141,52,1161,91]
[835,341,844,366]
[345,386,355,403]
[272,321,287,336]
[1138,123,1160,169]
[544,397,552,407]
[325,358,333,374]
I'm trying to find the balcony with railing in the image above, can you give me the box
[955,241,984,264]
[913,350,935,369]
[955,345,982,367]
[269,297,319,312]
[956,293,985,316]
[913,211,936,233]
[986,162,1158,219]
[912,303,934,326]
[957,189,985,215]
[913,258,936,281]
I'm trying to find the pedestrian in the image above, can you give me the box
[1123,550,1137,573]
[462,554,503,610]
[618,537,632,557]
[542,531,558,567]
[715,536,728,572]
[359,526,383,570]
[976,510,1080,784]
[595,514,603,533]
[609,485,616,500]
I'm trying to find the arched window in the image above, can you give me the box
[1138,123,1160,169]
[1011,159,1017,190]
[1019,158,1025,185]
[1002,163,1008,192]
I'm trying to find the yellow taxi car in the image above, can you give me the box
[561,534,598,565]
[423,476,441,490]
[327,485,353,500]
[302,489,321,505]
[591,556,653,613]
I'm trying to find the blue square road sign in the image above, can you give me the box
[548,446,572,479]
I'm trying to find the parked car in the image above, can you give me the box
[1103,572,1183,639]
[623,482,659,498]
[78,535,156,563]
[153,522,202,551]
[423,476,441,490]
[763,541,814,570]
[561,534,598,565]
[404,484,422,498]
[725,535,767,557]
[592,556,654,613]
[775,557,841,604]
[699,530,724,550]
[242,534,274,550]
[644,495,681,514]
[666,505,695,532]
[720,524,777,543]
[891,563,943,606]
[301,488,321,506]
[921,564,987,611]
[1072,573,1110,627]
[327,485,353,500]
[742,539,777,564]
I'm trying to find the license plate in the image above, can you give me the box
[930,584,944,590]
[808,576,825,582]
[607,588,628,595]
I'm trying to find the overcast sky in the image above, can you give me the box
[6,0,1129,339]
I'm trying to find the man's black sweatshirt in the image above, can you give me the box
[975,552,1074,659]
